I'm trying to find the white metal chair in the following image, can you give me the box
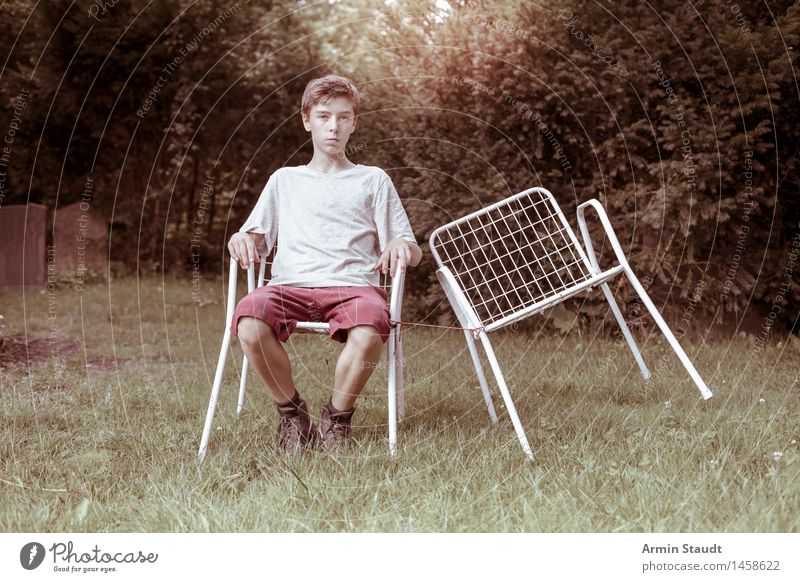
[198,255,406,461]
[429,187,713,460]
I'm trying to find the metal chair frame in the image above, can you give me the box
[429,187,713,460]
[198,256,406,461]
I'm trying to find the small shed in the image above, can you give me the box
[0,203,46,290]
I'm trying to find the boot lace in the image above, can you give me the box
[278,414,305,447]
[324,414,351,443]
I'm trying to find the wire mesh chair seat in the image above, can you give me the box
[430,187,713,461]
[198,253,406,461]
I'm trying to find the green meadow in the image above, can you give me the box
[1,276,798,532]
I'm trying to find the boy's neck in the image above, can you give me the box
[306,152,356,174]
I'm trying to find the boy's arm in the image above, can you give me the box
[407,241,422,266]
[228,172,279,268]
[228,230,268,268]
[373,173,421,276]
[375,238,422,276]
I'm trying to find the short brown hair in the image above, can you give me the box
[301,74,360,119]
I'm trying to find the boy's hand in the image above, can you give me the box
[227,231,267,269]
[375,238,413,277]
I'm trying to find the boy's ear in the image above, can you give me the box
[301,112,310,131]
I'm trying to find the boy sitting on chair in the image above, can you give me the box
[227,74,422,454]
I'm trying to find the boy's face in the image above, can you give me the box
[302,96,357,156]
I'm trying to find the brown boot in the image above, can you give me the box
[319,401,355,452]
[276,393,316,454]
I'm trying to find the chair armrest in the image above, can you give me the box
[576,199,630,275]
[225,258,270,328]
[389,270,406,321]
[242,258,270,288]
[224,258,240,328]
[256,259,268,288]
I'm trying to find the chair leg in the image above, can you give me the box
[477,332,534,460]
[199,328,233,461]
[397,327,405,421]
[464,329,498,423]
[624,267,713,399]
[199,259,240,461]
[387,327,398,456]
[599,282,651,380]
[236,264,258,416]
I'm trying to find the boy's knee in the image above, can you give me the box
[346,325,384,351]
[237,317,277,347]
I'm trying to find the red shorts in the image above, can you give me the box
[231,285,391,344]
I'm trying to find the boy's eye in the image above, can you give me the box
[317,114,350,122]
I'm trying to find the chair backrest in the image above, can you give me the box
[429,187,594,328]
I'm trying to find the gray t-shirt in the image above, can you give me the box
[239,164,417,287]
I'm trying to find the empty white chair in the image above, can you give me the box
[199,255,406,461]
[429,187,713,460]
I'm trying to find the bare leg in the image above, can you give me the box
[332,325,385,411]
[236,317,296,404]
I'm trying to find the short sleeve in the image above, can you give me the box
[373,173,417,253]
[239,171,279,254]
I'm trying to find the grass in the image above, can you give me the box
[1,275,798,532]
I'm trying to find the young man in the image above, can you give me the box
[227,74,422,454]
